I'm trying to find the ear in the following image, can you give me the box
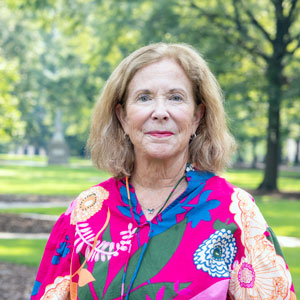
[193,104,205,132]
[115,104,128,133]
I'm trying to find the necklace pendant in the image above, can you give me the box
[147,208,155,214]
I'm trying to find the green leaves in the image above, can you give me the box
[104,219,187,299]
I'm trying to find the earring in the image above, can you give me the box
[189,132,197,142]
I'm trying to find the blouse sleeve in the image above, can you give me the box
[31,203,75,300]
[228,188,296,300]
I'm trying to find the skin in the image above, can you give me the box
[116,58,203,219]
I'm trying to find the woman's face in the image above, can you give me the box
[117,58,203,162]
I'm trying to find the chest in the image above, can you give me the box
[72,209,237,300]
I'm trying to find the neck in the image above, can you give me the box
[131,152,188,189]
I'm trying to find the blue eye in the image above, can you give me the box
[170,94,183,101]
[138,94,151,102]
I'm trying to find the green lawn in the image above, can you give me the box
[0,206,67,215]
[225,168,300,192]
[282,247,300,297]
[0,164,110,196]
[0,239,47,267]
[255,198,300,238]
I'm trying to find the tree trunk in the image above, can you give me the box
[251,137,258,169]
[295,139,300,166]
[258,58,283,192]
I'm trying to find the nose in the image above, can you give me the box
[151,98,169,121]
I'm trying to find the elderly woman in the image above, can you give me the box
[31,43,295,300]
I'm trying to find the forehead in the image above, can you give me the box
[128,58,192,93]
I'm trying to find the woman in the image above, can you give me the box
[31,43,296,300]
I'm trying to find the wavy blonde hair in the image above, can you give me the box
[87,43,235,178]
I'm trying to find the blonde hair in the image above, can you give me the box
[87,43,235,178]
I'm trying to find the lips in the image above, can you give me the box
[146,131,174,137]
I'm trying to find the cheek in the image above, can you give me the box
[174,111,196,133]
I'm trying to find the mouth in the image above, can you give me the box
[146,131,174,138]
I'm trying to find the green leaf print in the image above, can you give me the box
[133,281,191,300]
[104,219,187,299]
[213,218,237,234]
[77,224,112,300]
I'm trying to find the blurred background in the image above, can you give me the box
[0,0,299,299]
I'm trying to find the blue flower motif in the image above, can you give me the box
[193,229,237,278]
[31,280,41,297]
[185,190,220,228]
[51,235,71,265]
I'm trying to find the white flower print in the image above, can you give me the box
[75,222,136,262]
[193,229,237,278]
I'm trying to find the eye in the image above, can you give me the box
[170,94,183,102]
[137,94,151,102]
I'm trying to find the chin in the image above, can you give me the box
[143,147,184,161]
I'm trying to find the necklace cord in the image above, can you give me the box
[156,175,185,215]
[125,175,185,216]
[122,174,186,299]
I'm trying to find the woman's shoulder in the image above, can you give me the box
[205,172,254,200]
[65,176,122,225]
[70,176,119,206]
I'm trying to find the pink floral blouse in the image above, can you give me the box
[31,166,296,299]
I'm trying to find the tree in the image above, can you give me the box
[183,0,300,192]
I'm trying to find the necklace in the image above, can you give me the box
[125,175,186,217]
[139,202,164,215]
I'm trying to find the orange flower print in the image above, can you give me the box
[71,186,109,224]
[229,245,291,300]
[229,188,293,300]
[230,188,267,249]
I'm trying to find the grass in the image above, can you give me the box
[0,239,47,267]
[0,164,110,196]
[0,154,46,162]
[225,168,300,192]
[255,198,300,238]
[282,247,300,297]
[0,207,67,215]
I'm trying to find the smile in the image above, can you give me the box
[146,131,174,138]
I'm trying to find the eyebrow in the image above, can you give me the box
[133,88,187,96]
[133,89,151,96]
[168,88,187,94]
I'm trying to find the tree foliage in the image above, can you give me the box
[1,0,299,191]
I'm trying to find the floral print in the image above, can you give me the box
[229,187,294,299]
[40,275,70,300]
[229,252,292,299]
[73,220,136,263]
[52,235,71,265]
[32,170,295,300]
[83,222,136,262]
[193,229,237,278]
[71,186,109,224]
